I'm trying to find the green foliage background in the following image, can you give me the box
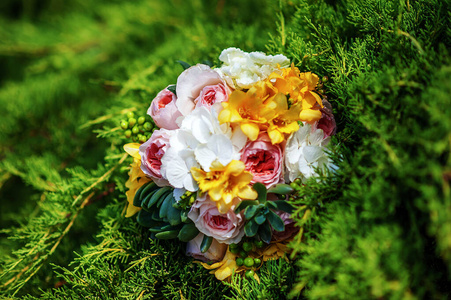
[0,0,450,299]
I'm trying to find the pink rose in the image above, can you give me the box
[176,64,228,116]
[241,133,284,189]
[315,99,336,138]
[139,129,172,186]
[194,83,230,109]
[186,233,227,263]
[271,211,299,242]
[188,196,245,244]
[148,87,182,130]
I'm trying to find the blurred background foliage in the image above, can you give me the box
[0,0,450,299]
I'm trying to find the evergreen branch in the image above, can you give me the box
[381,27,425,54]
[3,192,94,295]
[79,108,136,129]
[119,62,163,96]
[71,153,128,207]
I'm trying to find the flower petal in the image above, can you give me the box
[124,143,141,160]
[240,122,260,141]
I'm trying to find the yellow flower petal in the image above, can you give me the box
[124,143,141,160]
[240,122,260,141]
[200,250,238,281]
[191,160,255,213]
[190,167,206,182]
[267,128,285,145]
[237,185,258,200]
[124,159,151,217]
[299,109,322,122]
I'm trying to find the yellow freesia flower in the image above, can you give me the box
[218,81,277,141]
[124,143,151,217]
[268,65,323,123]
[190,160,257,213]
[266,93,302,144]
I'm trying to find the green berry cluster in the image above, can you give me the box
[229,240,265,279]
[120,111,157,143]
[288,178,302,201]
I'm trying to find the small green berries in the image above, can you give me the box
[236,258,244,266]
[242,242,252,252]
[120,120,128,130]
[244,257,254,267]
[245,269,255,279]
[139,135,147,143]
[128,117,137,127]
[255,240,264,248]
[229,247,240,254]
[143,122,152,131]
[121,111,157,142]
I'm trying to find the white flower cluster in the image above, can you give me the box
[215,47,290,89]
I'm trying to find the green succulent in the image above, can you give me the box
[235,183,295,244]
[133,182,199,242]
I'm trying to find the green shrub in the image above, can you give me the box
[1,0,449,299]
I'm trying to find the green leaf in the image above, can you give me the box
[234,200,258,213]
[136,210,157,227]
[133,182,151,207]
[167,198,182,226]
[202,60,214,67]
[244,205,259,220]
[255,212,266,225]
[253,182,267,203]
[267,210,285,232]
[272,200,294,213]
[268,183,294,195]
[258,221,272,244]
[266,201,277,210]
[155,230,179,240]
[244,220,259,237]
[176,60,191,70]
[200,235,213,253]
[178,222,199,242]
[167,84,177,96]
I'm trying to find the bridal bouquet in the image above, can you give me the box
[120,48,336,281]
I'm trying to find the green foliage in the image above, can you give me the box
[0,0,450,299]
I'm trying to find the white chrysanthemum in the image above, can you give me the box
[285,124,335,182]
[215,47,290,89]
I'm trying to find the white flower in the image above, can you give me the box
[160,130,199,191]
[181,105,242,172]
[285,123,335,182]
[216,47,290,89]
[160,105,245,189]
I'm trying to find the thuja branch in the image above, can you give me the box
[72,153,128,206]
[1,154,128,295]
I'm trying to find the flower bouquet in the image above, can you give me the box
[120,48,336,281]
